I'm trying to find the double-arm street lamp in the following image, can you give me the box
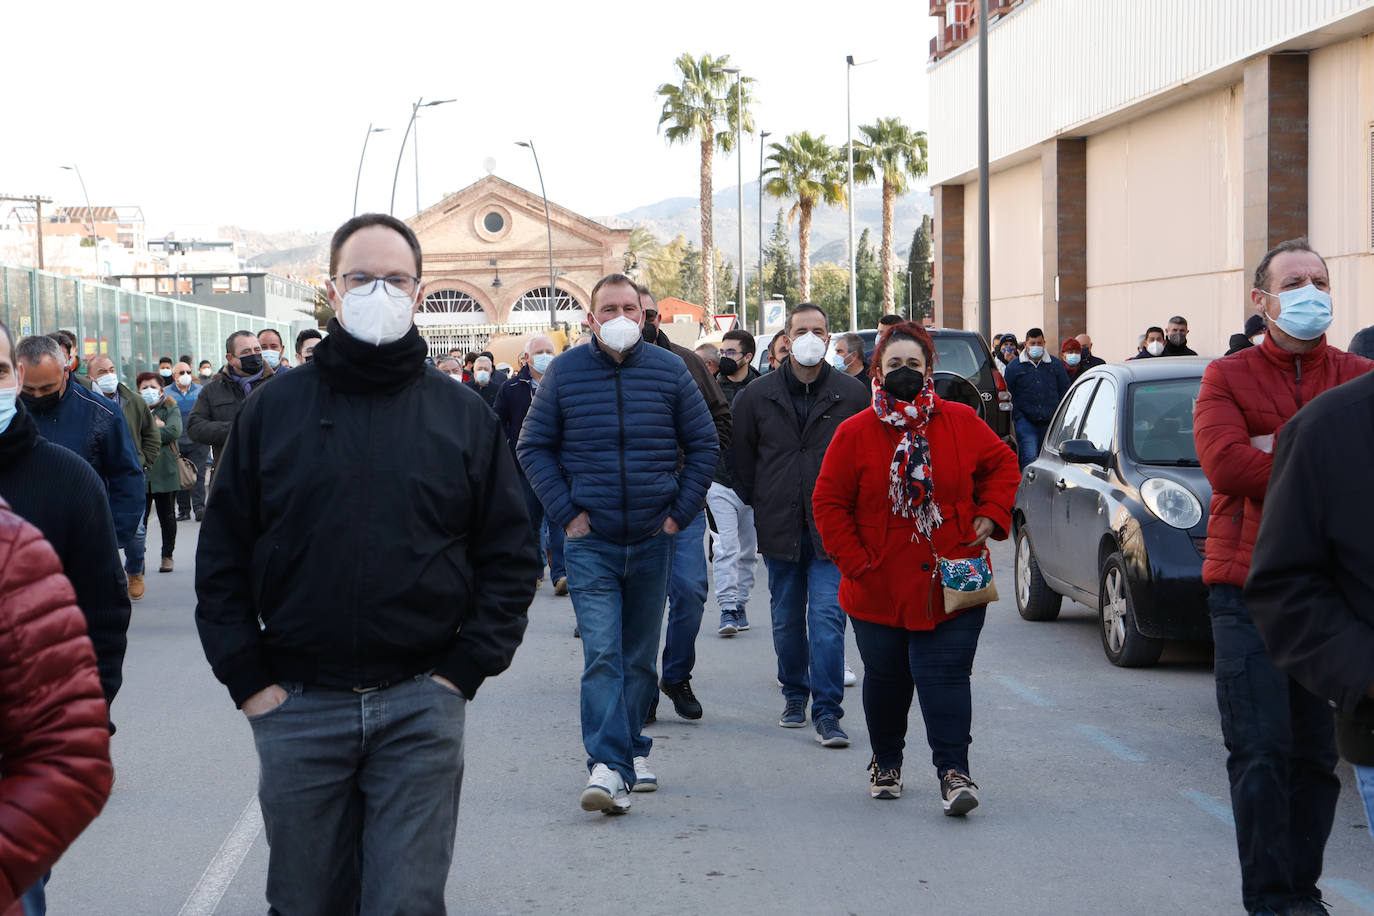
[712,65,745,330]
[515,140,559,330]
[390,97,455,216]
[59,164,100,279]
[353,124,389,217]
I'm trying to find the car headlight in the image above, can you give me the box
[1140,477,1203,529]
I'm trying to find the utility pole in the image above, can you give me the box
[977,0,992,346]
[1,194,53,270]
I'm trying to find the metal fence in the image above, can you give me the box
[1,263,293,388]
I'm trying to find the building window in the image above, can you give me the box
[483,211,505,233]
[512,286,580,318]
[419,289,488,325]
[474,204,513,242]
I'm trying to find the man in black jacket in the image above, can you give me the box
[706,328,761,636]
[195,214,538,914]
[1247,370,1374,852]
[0,322,130,722]
[732,303,869,747]
[186,329,275,490]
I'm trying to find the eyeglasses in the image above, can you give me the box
[331,272,420,298]
[719,348,743,358]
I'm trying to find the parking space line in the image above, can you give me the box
[1074,724,1147,762]
[1324,879,1374,915]
[177,795,262,916]
[1179,789,1235,827]
[991,675,1055,707]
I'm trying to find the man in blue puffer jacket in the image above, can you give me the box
[519,273,718,815]
[1002,326,1071,469]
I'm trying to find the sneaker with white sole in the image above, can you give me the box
[843,661,857,687]
[580,763,631,814]
[868,757,902,800]
[814,715,850,748]
[779,696,807,728]
[735,606,750,630]
[717,610,739,637]
[940,769,979,816]
[632,756,658,792]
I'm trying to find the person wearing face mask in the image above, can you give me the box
[195,214,538,913]
[166,362,208,522]
[295,328,323,365]
[493,335,567,599]
[47,330,92,391]
[1163,316,1197,356]
[518,274,718,813]
[831,332,867,378]
[157,356,174,381]
[257,329,290,374]
[435,355,464,379]
[1131,326,1167,359]
[636,285,732,724]
[135,372,182,574]
[993,334,1019,374]
[1001,327,1071,470]
[465,355,500,409]
[731,303,869,749]
[187,329,276,489]
[1073,333,1106,371]
[1226,315,1266,356]
[198,360,214,380]
[1194,238,1374,916]
[814,321,1018,810]
[706,328,761,637]
[765,332,790,372]
[1059,337,1085,381]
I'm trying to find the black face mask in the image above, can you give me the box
[237,354,264,376]
[1167,333,1186,347]
[640,324,659,344]
[883,366,926,402]
[718,356,740,376]
[20,389,60,414]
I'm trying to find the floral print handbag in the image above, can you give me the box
[935,551,999,613]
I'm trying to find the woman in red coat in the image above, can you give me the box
[813,322,1018,813]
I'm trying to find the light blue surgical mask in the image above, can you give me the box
[829,353,848,371]
[0,385,16,432]
[1264,284,1333,341]
[261,349,282,369]
[1028,345,1045,360]
[1065,353,1081,366]
[140,387,160,406]
[532,352,554,374]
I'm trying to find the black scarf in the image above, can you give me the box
[0,402,38,470]
[312,318,428,396]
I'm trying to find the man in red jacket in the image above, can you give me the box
[1193,238,1372,916]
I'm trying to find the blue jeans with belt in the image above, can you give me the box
[248,675,467,916]
[1209,584,1340,914]
[564,529,673,788]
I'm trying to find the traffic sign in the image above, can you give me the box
[714,313,737,332]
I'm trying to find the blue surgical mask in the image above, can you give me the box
[261,349,282,369]
[1264,284,1333,341]
[474,370,491,385]
[532,352,554,374]
[1028,345,1045,360]
[0,385,16,432]
[140,387,160,406]
[1065,353,1081,366]
[829,353,848,371]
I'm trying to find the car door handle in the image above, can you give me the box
[1025,469,1036,482]
[1055,478,1067,492]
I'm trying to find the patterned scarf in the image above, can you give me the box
[871,377,944,540]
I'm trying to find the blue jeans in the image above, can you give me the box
[564,529,673,787]
[519,472,547,579]
[661,511,709,685]
[1356,765,1374,845]
[1013,417,1048,470]
[19,872,48,915]
[248,675,466,916]
[542,517,566,583]
[123,516,146,576]
[1209,584,1340,913]
[851,609,986,776]
[763,537,846,722]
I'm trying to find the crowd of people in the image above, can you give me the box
[0,216,1370,915]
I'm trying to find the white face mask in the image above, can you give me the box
[474,369,491,385]
[140,387,160,406]
[177,372,192,385]
[1146,340,1165,357]
[94,373,119,395]
[596,314,642,352]
[1250,333,1265,347]
[200,367,212,378]
[339,284,415,346]
[261,349,282,369]
[790,332,827,367]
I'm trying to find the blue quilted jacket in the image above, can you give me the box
[517,338,718,546]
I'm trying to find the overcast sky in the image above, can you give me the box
[4,1,937,235]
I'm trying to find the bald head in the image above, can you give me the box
[1075,333,1092,350]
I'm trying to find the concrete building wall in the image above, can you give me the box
[960,160,1043,340]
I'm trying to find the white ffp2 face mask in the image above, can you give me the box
[596,315,642,352]
[790,332,826,367]
[339,285,415,346]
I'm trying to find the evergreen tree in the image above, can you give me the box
[855,227,882,327]
[908,215,933,318]
[763,209,798,305]
[679,240,703,304]
[715,255,736,316]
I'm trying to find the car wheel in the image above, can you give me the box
[1015,525,1062,621]
[1098,552,1165,668]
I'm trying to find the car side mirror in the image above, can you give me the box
[1060,439,1110,467]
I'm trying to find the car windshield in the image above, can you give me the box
[932,334,993,388]
[1129,378,1202,465]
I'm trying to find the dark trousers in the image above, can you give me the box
[174,439,210,515]
[144,492,176,559]
[1013,417,1048,470]
[1209,584,1340,913]
[851,608,986,777]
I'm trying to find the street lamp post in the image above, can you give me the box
[59,165,100,279]
[757,129,770,335]
[390,97,455,216]
[712,66,746,331]
[516,140,558,330]
[845,55,876,332]
[977,1,992,346]
[353,124,388,217]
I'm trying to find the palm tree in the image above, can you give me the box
[623,225,660,277]
[762,132,846,302]
[656,53,755,318]
[853,117,928,313]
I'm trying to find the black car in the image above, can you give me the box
[1011,357,1214,667]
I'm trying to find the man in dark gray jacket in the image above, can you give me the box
[732,303,869,748]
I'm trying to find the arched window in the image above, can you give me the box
[512,286,581,322]
[418,289,487,325]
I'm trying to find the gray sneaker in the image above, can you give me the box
[717,610,739,637]
[814,715,850,748]
[779,697,807,728]
[735,605,750,630]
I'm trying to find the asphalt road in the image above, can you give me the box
[45,521,1373,915]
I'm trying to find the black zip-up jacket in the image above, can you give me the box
[731,359,869,561]
[1247,369,1374,764]
[194,321,537,706]
[186,364,274,451]
[713,366,759,486]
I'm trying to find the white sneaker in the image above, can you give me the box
[580,763,631,814]
[843,661,857,687]
[632,756,658,792]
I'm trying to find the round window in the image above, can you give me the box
[483,211,505,233]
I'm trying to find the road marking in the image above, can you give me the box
[1179,789,1234,827]
[178,796,262,916]
[991,675,1055,707]
[1325,879,1374,914]
[1074,724,1147,762]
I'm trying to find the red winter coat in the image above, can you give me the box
[0,499,112,913]
[813,396,1020,630]
[1194,334,1372,587]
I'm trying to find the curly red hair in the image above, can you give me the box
[870,321,937,382]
